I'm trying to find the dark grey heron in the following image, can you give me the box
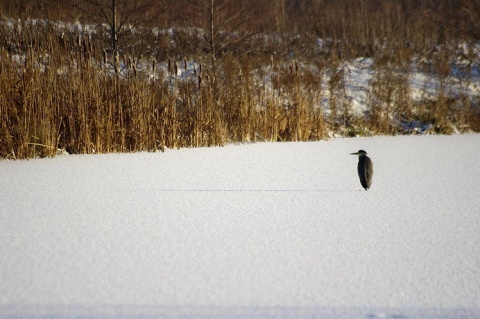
[350,150,373,190]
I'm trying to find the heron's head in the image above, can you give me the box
[350,150,368,156]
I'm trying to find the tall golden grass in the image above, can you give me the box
[0,22,328,159]
[0,20,478,159]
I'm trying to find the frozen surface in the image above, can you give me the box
[1,135,480,318]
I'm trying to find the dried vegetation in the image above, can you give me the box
[0,0,479,158]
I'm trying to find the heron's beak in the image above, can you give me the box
[350,152,359,155]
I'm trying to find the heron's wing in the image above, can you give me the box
[358,160,368,189]
[357,157,373,190]
[365,157,373,188]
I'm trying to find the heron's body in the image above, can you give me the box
[351,150,373,190]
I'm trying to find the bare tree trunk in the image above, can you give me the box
[112,0,119,73]
[209,0,216,77]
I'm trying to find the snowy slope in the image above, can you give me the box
[1,135,480,318]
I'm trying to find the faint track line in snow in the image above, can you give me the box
[126,188,361,193]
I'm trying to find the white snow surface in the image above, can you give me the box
[1,135,480,319]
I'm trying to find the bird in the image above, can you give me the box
[350,150,373,190]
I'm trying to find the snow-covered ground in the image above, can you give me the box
[1,135,480,319]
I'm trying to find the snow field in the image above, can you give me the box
[1,134,480,318]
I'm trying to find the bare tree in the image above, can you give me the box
[73,0,161,72]
[461,0,480,40]
[187,0,270,74]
